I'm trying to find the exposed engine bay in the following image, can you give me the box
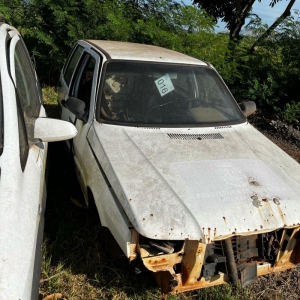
[135,227,300,295]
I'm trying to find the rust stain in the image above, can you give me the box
[250,180,260,186]
[257,200,277,228]
[214,228,217,237]
[260,225,263,229]
[276,204,287,225]
[223,217,226,223]
[262,198,268,202]
[142,218,145,221]
[150,214,153,217]
[147,258,169,265]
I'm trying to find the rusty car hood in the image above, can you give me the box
[91,122,300,241]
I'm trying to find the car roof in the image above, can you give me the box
[85,40,207,66]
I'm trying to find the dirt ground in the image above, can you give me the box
[248,113,300,300]
[249,112,300,163]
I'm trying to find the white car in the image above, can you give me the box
[58,40,300,295]
[0,23,77,300]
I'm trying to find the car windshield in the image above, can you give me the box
[98,61,245,126]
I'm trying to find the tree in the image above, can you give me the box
[192,0,296,56]
[0,0,217,84]
[249,0,296,53]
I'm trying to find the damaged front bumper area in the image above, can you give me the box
[137,226,300,295]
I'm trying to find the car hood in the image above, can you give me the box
[90,122,300,241]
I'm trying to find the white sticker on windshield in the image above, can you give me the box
[155,74,174,97]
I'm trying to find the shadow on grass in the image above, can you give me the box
[41,141,162,299]
[43,103,61,119]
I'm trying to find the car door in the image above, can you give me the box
[4,30,47,299]
[58,45,102,192]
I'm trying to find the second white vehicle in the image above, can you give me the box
[58,40,300,295]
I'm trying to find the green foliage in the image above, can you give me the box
[2,0,218,84]
[225,14,300,124]
[247,75,279,107]
[281,101,300,124]
[1,0,300,124]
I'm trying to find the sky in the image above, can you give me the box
[182,0,300,31]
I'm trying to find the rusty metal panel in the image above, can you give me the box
[139,227,300,295]
[276,227,300,266]
[181,241,206,285]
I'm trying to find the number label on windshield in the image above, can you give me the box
[155,74,174,97]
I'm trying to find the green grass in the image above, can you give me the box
[43,86,61,119]
[40,86,287,300]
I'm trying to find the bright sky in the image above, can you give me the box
[182,0,300,31]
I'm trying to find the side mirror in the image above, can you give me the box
[34,117,77,142]
[65,97,87,122]
[239,101,256,117]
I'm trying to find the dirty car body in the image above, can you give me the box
[0,23,77,300]
[58,40,300,295]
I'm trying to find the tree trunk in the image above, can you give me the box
[249,0,296,53]
[228,0,256,59]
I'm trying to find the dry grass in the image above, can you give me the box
[40,87,299,300]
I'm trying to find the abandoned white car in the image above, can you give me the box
[58,40,300,295]
[0,23,77,300]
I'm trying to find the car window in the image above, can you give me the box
[70,53,96,115]
[98,61,245,126]
[14,40,41,141]
[0,74,3,156]
[13,39,41,170]
[64,45,84,86]
[16,94,29,171]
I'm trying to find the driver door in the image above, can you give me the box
[59,47,102,191]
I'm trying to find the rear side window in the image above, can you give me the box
[64,45,84,86]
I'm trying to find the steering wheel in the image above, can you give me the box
[146,101,173,122]
[185,97,215,108]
